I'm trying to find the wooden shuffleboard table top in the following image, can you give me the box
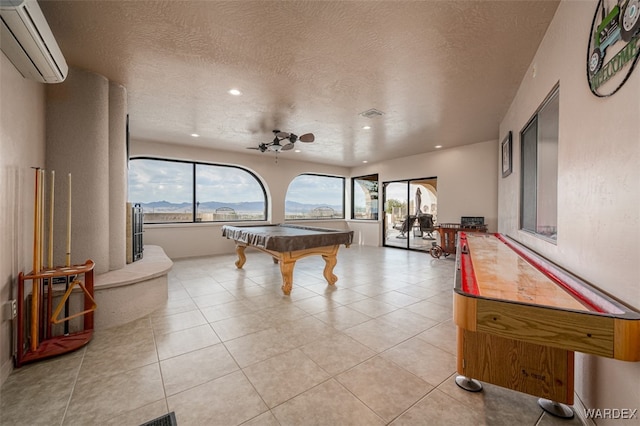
[463,233,590,312]
[456,232,637,316]
[454,232,640,361]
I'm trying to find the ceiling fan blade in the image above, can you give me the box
[248,143,269,152]
[281,143,294,151]
[275,131,290,139]
[299,133,315,143]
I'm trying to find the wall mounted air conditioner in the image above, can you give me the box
[0,0,67,83]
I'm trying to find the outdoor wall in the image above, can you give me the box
[0,53,46,387]
[130,139,351,259]
[498,0,640,421]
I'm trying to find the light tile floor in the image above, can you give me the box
[1,245,586,426]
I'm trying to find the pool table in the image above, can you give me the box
[222,224,354,295]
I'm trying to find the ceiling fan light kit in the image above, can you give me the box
[247,129,315,154]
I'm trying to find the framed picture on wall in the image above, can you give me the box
[501,131,512,178]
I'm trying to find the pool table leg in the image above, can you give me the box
[279,259,295,295]
[234,244,247,268]
[322,249,339,286]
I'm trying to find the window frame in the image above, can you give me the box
[351,174,379,220]
[128,156,268,224]
[284,173,345,221]
[519,84,559,242]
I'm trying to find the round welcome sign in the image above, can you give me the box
[587,0,640,97]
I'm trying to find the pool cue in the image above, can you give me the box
[46,171,55,339]
[39,169,46,341]
[66,173,71,267]
[64,173,71,335]
[30,167,41,351]
[41,170,46,269]
[48,170,54,268]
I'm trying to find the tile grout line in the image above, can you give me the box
[58,345,88,426]
[150,314,171,416]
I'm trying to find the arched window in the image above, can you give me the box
[285,174,344,220]
[128,158,267,223]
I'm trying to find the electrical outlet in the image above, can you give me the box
[3,300,17,320]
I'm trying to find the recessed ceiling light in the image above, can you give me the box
[434,145,442,149]
[294,149,301,153]
[362,160,368,163]
[191,133,200,138]
[362,126,371,130]
[228,89,242,96]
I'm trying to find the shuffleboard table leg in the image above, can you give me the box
[235,244,246,268]
[279,260,295,295]
[455,375,483,392]
[538,399,574,419]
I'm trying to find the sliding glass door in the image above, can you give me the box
[383,177,437,251]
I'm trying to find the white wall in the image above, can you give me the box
[0,53,46,387]
[132,138,498,258]
[499,1,640,420]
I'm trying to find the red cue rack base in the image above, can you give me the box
[16,260,95,368]
[16,330,93,367]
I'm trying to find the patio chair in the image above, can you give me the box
[395,215,416,238]
[418,214,435,240]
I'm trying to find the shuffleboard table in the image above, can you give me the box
[454,232,640,417]
[222,224,354,295]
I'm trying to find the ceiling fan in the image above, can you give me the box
[247,129,315,153]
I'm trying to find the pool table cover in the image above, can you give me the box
[221,224,354,251]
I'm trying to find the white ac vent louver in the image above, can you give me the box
[0,0,68,83]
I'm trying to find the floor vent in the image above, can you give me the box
[140,412,177,426]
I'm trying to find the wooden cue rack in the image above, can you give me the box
[16,168,97,367]
[16,260,96,367]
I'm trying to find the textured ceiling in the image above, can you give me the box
[40,0,559,167]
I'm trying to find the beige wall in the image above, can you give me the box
[130,139,352,258]
[6,2,635,415]
[0,53,46,386]
[45,68,129,275]
[132,138,498,258]
[0,65,130,387]
[499,0,640,420]
[351,139,499,230]
[46,68,111,273]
